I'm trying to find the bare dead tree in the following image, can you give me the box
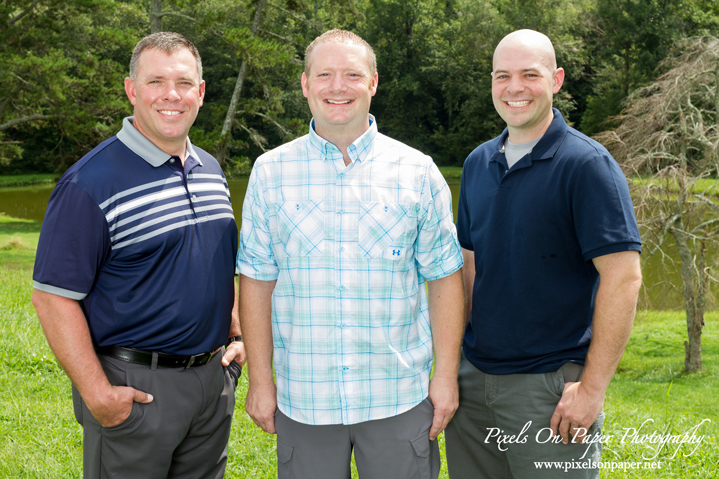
[597,36,719,372]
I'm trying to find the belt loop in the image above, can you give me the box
[151,352,159,371]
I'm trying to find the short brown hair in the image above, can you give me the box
[304,29,377,75]
[129,32,202,81]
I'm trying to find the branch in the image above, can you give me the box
[0,114,55,131]
[259,28,295,44]
[266,2,317,28]
[8,0,41,25]
[157,12,197,23]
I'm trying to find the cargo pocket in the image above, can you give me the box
[276,200,325,257]
[410,432,432,479]
[277,437,294,479]
[358,202,417,260]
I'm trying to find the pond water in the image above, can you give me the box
[0,179,700,310]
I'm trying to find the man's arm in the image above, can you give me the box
[426,269,465,441]
[31,289,153,427]
[239,274,277,434]
[461,248,475,325]
[550,250,641,443]
[222,279,246,367]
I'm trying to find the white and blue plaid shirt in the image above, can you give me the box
[237,116,463,425]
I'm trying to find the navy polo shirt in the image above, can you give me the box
[457,109,641,375]
[33,117,238,355]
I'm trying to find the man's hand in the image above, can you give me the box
[222,341,246,367]
[428,374,459,441]
[245,381,277,434]
[550,381,604,444]
[86,385,154,428]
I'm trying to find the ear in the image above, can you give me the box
[370,72,378,97]
[552,68,565,94]
[124,77,137,105]
[301,72,309,98]
[198,80,206,107]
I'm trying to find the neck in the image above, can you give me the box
[508,110,554,144]
[313,119,370,161]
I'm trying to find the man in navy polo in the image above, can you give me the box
[32,32,243,479]
[444,30,642,478]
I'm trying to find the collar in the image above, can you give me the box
[308,114,378,164]
[116,117,202,168]
[492,108,568,165]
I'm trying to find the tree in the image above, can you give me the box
[596,36,719,372]
[0,0,145,172]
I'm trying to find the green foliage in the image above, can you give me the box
[0,0,144,172]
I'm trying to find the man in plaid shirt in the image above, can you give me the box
[237,29,465,478]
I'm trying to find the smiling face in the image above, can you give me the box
[301,41,378,145]
[124,47,205,157]
[491,31,564,143]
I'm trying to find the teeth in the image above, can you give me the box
[159,110,181,115]
[326,100,351,104]
[507,101,530,107]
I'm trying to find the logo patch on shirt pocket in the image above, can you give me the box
[359,202,416,260]
[276,200,325,257]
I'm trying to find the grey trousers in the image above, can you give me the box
[274,397,440,479]
[445,355,603,479]
[72,351,242,479]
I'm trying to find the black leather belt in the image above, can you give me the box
[96,345,220,369]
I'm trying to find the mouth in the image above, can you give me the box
[506,100,531,107]
[325,99,352,105]
[158,110,182,116]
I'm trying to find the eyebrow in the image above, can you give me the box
[493,68,542,75]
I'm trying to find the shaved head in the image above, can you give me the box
[490,29,564,143]
[493,29,557,73]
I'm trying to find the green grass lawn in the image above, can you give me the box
[0,213,717,478]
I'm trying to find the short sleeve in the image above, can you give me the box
[33,180,111,299]
[236,165,279,280]
[415,160,463,281]
[572,153,641,262]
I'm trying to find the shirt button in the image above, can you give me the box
[338,285,345,291]
[338,209,345,214]
[192,195,197,202]
[339,247,345,253]
[505,169,508,173]
[169,158,175,164]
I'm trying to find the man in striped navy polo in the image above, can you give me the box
[238,30,465,479]
[32,32,243,479]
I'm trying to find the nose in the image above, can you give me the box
[163,82,182,101]
[506,76,525,94]
[329,74,347,93]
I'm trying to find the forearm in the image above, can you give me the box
[427,269,465,378]
[239,275,276,386]
[582,251,642,395]
[32,290,110,393]
[461,248,475,325]
[229,279,241,338]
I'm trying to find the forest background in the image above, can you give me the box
[3,1,719,476]
[3,0,719,176]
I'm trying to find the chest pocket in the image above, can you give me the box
[358,202,417,260]
[276,200,325,257]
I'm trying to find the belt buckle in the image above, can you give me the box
[185,354,199,369]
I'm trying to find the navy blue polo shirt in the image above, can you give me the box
[33,117,238,355]
[456,109,641,375]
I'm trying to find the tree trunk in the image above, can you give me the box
[216,0,267,165]
[715,57,719,124]
[151,0,162,33]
